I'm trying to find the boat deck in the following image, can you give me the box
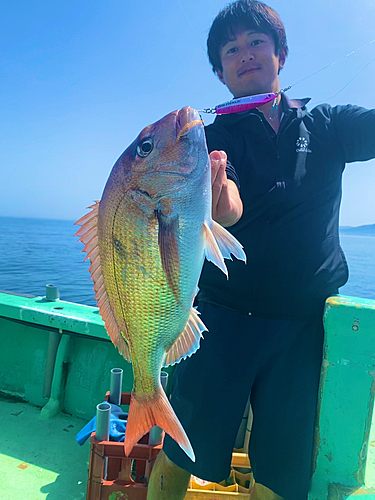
[368,420,375,487]
[0,397,90,500]
[1,395,374,499]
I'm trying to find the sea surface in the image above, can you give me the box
[0,216,374,306]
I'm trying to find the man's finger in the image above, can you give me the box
[211,158,221,186]
[210,150,227,187]
[212,164,228,217]
[215,182,232,220]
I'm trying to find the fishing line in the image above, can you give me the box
[323,55,375,101]
[289,38,375,90]
[176,0,206,53]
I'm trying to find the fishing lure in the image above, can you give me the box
[200,86,292,115]
[201,92,278,115]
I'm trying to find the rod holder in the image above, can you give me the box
[96,402,111,442]
[108,368,123,406]
[160,371,169,391]
[45,284,60,301]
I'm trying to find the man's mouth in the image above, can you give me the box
[237,66,261,77]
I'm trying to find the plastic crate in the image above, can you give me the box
[86,392,162,500]
[86,393,253,500]
[185,453,253,499]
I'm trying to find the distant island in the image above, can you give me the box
[340,223,375,236]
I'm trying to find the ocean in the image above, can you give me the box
[0,216,374,306]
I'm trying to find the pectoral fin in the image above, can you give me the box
[157,210,181,302]
[163,307,207,367]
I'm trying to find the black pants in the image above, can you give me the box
[163,302,324,500]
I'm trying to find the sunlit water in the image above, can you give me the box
[0,217,374,306]
[0,217,95,305]
[339,234,375,300]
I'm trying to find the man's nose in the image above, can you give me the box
[240,47,254,63]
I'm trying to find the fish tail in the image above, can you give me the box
[125,387,195,462]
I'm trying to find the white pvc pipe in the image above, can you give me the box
[108,368,123,405]
[96,402,111,441]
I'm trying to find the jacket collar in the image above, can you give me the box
[281,93,310,110]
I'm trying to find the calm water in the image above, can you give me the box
[0,217,95,306]
[0,216,374,306]
[339,233,375,300]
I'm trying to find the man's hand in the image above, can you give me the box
[210,150,243,227]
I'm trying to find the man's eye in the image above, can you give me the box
[251,39,263,46]
[227,47,238,54]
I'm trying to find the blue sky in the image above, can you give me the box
[1,0,374,226]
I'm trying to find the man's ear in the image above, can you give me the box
[217,70,226,85]
[278,48,286,72]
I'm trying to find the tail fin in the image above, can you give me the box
[125,387,195,462]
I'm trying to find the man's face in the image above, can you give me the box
[217,30,286,98]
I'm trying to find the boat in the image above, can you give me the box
[0,287,374,499]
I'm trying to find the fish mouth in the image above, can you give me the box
[176,107,203,142]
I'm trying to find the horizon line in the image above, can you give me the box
[0,214,374,229]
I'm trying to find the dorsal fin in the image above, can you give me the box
[163,307,207,367]
[74,202,131,362]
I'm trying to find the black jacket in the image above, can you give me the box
[198,95,375,318]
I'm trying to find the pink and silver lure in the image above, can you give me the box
[201,92,278,115]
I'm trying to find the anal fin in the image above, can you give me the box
[163,307,206,367]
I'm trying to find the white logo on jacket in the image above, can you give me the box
[296,137,312,153]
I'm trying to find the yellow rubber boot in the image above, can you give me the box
[147,450,191,500]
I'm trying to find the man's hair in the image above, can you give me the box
[207,0,288,75]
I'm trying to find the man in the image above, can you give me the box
[147,1,375,499]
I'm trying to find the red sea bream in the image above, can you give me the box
[75,107,246,461]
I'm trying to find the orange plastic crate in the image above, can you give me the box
[86,393,253,500]
[86,392,162,500]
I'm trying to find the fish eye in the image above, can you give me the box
[137,138,153,157]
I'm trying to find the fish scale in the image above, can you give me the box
[102,195,194,393]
